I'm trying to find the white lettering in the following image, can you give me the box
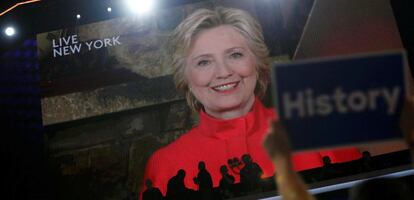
[63,46,70,55]
[283,92,305,118]
[52,39,60,48]
[333,88,348,113]
[53,48,62,57]
[347,90,367,112]
[305,89,315,117]
[72,35,78,44]
[282,86,401,119]
[104,38,112,47]
[94,40,103,49]
[315,95,332,116]
[69,43,82,54]
[85,41,93,50]
[368,89,381,110]
[112,36,121,45]
[62,37,71,46]
[383,86,400,114]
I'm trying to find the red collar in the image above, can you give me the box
[197,98,273,140]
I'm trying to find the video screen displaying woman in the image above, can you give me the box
[142,7,362,197]
[34,1,413,200]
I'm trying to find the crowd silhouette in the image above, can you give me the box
[142,179,163,200]
[193,161,213,200]
[239,154,263,194]
[165,169,188,200]
[142,150,412,200]
[218,165,235,199]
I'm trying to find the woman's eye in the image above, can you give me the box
[230,52,243,59]
[197,60,211,66]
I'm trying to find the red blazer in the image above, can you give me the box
[142,98,361,196]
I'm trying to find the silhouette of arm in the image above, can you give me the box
[193,176,199,185]
[264,121,316,200]
[227,175,235,183]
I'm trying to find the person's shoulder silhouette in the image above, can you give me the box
[240,154,263,180]
[143,179,164,200]
[193,161,214,200]
[193,161,213,190]
[240,154,263,193]
[219,165,235,198]
[219,165,235,188]
[166,169,188,200]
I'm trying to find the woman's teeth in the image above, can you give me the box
[213,83,237,91]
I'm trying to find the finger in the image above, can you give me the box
[264,120,292,159]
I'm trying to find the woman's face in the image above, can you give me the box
[185,25,257,119]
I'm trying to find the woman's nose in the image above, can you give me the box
[215,60,233,79]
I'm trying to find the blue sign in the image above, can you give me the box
[271,51,408,151]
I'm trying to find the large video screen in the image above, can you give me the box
[36,0,410,199]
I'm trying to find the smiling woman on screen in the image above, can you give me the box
[141,7,362,196]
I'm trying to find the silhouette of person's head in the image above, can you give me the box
[177,169,186,179]
[220,165,228,174]
[362,151,371,159]
[145,179,153,189]
[322,156,332,165]
[232,157,241,166]
[228,159,233,166]
[241,154,252,165]
[198,161,206,170]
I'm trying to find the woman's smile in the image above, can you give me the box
[211,81,240,92]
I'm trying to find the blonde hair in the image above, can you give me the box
[165,7,270,112]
